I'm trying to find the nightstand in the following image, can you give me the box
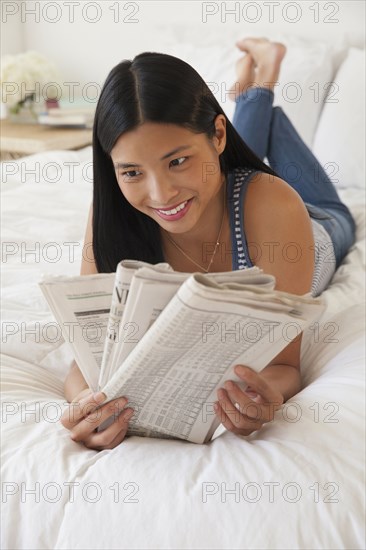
[0,120,93,160]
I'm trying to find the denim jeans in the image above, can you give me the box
[232,87,356,268]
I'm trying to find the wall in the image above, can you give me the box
[1,0,24,54]
[1,1,365,90]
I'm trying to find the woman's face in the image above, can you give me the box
[110,117,227,235]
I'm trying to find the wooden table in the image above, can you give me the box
[0,119,93,160]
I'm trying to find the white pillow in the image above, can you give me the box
[162,30,344,147]
[312,48,365,189]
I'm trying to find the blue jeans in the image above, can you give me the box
[232,87,356,269]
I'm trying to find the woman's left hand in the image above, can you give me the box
[214,365,284,436]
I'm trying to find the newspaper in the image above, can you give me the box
[39,261,325,444]
[39,272,114,390]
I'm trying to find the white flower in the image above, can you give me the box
[0,51,61,106]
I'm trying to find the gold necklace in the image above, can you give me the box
[165,189,226,273]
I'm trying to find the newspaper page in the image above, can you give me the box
[39,274,115,391]
[109,268,191,377]
[100,273,325,444]
[39,261,171,391]
[98,260,172,388]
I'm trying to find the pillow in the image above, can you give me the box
[312,48,365,189]
[162,30,344,147]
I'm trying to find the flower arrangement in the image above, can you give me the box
[0,51,61,118]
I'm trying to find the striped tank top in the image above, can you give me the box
[227,167,336,297]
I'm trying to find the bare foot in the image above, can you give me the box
[228,37,287,100]
[227,53,255,101]
[236,37,287,69]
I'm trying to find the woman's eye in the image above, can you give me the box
[120,170,141,179]
[170,156,187,167]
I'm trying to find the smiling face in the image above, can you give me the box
[110,117,227,237]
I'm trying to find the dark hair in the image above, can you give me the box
[92,51,278,273]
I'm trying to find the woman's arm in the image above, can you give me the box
[244,172,314,396]
[214,173,315,434]
[81,202,98,275]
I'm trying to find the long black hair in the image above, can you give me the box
[93,51,278,273]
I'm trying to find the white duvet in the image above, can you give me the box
[1,148,365,550]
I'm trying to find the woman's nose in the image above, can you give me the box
[148,176,179,206]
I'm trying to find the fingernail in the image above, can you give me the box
[93,392,106,403]
[125,409,134,419]
[235,365,246,373]
[225,381,235,391]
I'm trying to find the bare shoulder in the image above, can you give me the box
[243,171,315,294]
[245,171,308,213]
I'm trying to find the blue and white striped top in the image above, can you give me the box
[227,167,336,297]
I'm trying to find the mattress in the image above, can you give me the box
[1,147,365,549]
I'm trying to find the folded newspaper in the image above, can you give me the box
[39,260,325,444]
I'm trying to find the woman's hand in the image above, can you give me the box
[60,388,134,450]
[214,365,284,436]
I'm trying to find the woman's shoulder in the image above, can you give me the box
[229,165,314,243]
[242,169,306,214]
[240,170,315,294]
[229,166,308,227]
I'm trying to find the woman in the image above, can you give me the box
[61,38,356,450]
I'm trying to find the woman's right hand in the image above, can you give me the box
[60,388,134,450]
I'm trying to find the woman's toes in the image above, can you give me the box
[235,37,269,52]
[235,37,287,68]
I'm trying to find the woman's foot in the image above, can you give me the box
[228,37,287,101]
[227,53,256,101]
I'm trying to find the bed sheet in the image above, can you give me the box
[1,148,365,549]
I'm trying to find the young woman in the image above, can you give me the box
[61,38,356,450]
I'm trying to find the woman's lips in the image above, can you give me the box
[153,198,193,221]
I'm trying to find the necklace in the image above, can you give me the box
[165,189,226,273]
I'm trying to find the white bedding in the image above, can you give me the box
[1,145,365,550]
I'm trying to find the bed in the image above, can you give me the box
[1,31,365,550]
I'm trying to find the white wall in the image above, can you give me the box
[1,0,24,54]
[1,0,365,90]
